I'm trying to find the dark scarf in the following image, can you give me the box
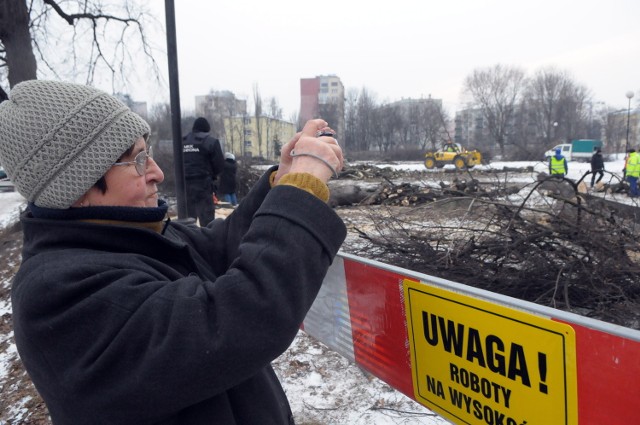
[28,200,170,233]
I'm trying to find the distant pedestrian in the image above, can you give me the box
[219,152,238,206]
[626,149,640,198]
[549,148,568,178]
[182,117,224,226]
[590,148,605,188]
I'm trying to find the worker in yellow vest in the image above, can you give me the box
[626,149,640,198]
[549,148,568,178]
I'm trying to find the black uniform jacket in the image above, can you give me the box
[11,169,346,425]
[182,131,224,181]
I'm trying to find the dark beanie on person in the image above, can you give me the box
[0,80,150,209]
[192,117,211,133]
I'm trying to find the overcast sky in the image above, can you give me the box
[138,0,640,119]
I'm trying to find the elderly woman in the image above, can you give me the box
[0,80,345,425]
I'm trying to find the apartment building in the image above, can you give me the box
[454,108,491,151]
[607,108,639,151]
[300,75,345,138]
[223,115,296,161]
[195,91,247,119]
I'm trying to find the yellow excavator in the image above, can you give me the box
[424,142,483,170]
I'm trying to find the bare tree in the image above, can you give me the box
[354,87,377,152]
[557,83,591,141]
[252,83,264,158]
[343,88,359,153]
[265,97,283,159]
[523,67,592,152]
[318,100,341,140]
[0,0,160,94]
[524,67,567,148]
[147,102,173,140]
[376,103,403,152]
[0,0,37,86]
[288,111,298,131]
[215,93,241,154]
[402,103,422,149]
[267,97,282,120]
[419,102,450,150]
[464,64,526,157]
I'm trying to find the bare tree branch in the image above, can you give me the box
[1,0,163,98]
[43,0,140,26]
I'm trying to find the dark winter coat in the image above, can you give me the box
[11,169,346,425]
[591,151,605,171]
[182,131,224,182]
[219,158,238,195]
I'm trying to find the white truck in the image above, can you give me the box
[544,139,603,162]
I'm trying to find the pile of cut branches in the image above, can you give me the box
[343,177,640,329]
[360,178,521,207]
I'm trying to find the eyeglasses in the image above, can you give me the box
[112,145,153,176]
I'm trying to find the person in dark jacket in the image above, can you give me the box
[0,80,345,425]
[219,152,238,206]
[183,117,225,225]
[590,148,605,188]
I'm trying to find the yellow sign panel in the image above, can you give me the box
[404,279,577,425]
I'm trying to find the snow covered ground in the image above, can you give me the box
[0,157,632,424]
[371,155,626,182]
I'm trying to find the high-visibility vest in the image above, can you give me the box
[550,156,566,175]
[627,152,640,178]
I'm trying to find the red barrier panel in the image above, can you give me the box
[560,320,640,424]
[344,259,413,398]
[303,253,640,425]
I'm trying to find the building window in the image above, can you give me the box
[331,82,338,86]
[244,117,251,125]
[244,129,252,136]
[245,140,252,147]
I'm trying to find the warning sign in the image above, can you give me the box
[404,279,577,425]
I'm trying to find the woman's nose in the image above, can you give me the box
[147,157,164,183]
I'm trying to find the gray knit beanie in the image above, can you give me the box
[0,80,150,209]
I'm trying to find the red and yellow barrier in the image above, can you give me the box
[302,253,640,425]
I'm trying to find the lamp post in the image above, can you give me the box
[626,91,635,152]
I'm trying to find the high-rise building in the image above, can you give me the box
[300,75,345,139]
